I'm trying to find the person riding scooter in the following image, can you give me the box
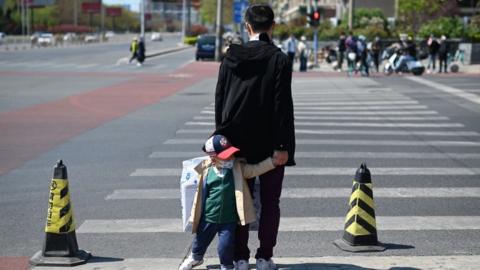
[394,36,416,73]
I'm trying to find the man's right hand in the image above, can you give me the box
[273,150,288,166]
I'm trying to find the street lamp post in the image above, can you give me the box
[215,0,223,61]
[141,0,145,39]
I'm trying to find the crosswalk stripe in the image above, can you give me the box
[149,151,480,159]
[27,256,480,269]
[105,187,480,200]
[292,100,419,105]
[163,138,480,146]
[176,128,479,137]
[77,216,480,233]
[287,105,429,110]
[193,115,450,121]
[184,121,464,128]
[130,167,480,177]
[199,110,440,115]
[293,111,439,115]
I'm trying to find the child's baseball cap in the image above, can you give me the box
[203,135,240,159]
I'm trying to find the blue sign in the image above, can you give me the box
[233,0,249,24]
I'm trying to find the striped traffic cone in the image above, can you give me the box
[30,160,91,266]
[333,163,386,252]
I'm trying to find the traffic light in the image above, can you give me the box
[307,8,321,27]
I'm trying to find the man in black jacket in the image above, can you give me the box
[214,4,295,270]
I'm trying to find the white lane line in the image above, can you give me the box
[184,121,464,128]
[178,128,479,136]
[77,216,480,233]
[291,116,450,121]
[194,115,452,121]
[77,63,99,69]
[294,111,439,115]
[292,105,429,110]
[294,101,419,105]
[106,188,480,200]
[294,151,480,159]
[164,138,480,146]
[149,151,204,158]
[406,76,480,105]
[130,167,480,177]
[201,111,439,115]
[295,129,479,136]
[150,151,480,160]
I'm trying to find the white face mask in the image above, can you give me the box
[217,160,234,169]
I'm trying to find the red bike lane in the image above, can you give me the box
[0,62,219,178]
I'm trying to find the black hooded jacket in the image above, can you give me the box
[214,39,296,166]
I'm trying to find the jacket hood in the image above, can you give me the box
[224,41,280,70]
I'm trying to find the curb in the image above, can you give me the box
[146,45,193,58]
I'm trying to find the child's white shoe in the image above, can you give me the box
[178,254,203,270]
[234,259,249,270]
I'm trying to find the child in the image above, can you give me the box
[179,134,276,270]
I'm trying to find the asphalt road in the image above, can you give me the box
[0,44,479,269]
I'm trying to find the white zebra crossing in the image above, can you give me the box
[105,187,480,200]
[77,216,480,233]
[69,77,480,269]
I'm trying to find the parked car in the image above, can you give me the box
[37,33,54,46]
[105,31,115,38]
[84,33,100,43]
[196,35,216,61]
[150,32,163,42]
[63,32,77,42]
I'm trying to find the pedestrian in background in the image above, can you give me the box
[129,37,138,64]
[285,33,297,71]
[298,36,308,72]
[371,36,381,73]
[214,4,296,270]
[345,32,358,75]
[427,35,439,74]
[438,35,449,73]
[336,32,346,71]
[136,37,146,66]
[357,35,369,77]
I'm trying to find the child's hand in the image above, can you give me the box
[272,156,282,166]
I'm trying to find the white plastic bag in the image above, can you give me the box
[180,156,210,232]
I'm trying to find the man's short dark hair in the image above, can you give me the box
[245,4,274,32]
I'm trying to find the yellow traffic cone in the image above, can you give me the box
[30,160,91,266]
[333,163,386,252]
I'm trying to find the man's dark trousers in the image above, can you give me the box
[234,166,285,261]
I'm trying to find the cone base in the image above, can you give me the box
[29,249,91,266]
[333,238,386,253]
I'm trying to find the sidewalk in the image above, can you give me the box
[30,255,480,269]
[294,61,480,75]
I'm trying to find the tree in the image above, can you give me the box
[398,0,459,35]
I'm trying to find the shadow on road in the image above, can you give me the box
[88,256,124,263]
